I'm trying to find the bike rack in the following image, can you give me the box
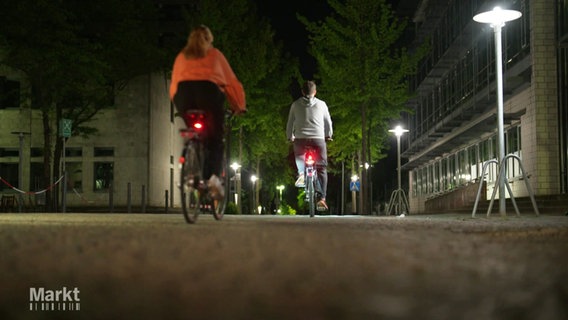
[386,188,410,216]
[472,154,539,217]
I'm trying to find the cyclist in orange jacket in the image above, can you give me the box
[170,25,246,199]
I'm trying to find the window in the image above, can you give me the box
[65,148,83,157]
[469,146,479,181]
[94,147,114,157]
[448,154,456,189]
[0,148,19,157]
[29,163,45,192]
[94,162,113,191]
[433,162,439,193]
[458,149,469,185]
[0,163,18,191]
[506,126,522,179]
[31,148,44,157]
[0,77,20,109]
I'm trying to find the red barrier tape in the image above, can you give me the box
[0,175,64,195]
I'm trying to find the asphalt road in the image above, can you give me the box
[0,212,567,320]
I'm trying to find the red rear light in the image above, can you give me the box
[179,156,186,164]
[306,154,315,165]
[185,112,206,131]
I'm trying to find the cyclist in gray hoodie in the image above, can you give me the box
[286,81,333,210]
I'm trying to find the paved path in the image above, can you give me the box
[0,213,567,319]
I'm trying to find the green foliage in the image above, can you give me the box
[298,0,427,166]
[277,203,296,216]
[297,190,307,211]
[225,202,240,215]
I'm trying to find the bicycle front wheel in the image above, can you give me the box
[180,143,202,224]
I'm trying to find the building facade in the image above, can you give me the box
[402,0,567,213]
[0,70,184,210]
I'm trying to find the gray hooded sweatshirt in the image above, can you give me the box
[286,96,333,140]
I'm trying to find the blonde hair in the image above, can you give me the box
[182,25,214,59]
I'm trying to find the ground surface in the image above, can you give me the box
[0,213,567,319]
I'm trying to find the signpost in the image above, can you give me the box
[60,119,72,213]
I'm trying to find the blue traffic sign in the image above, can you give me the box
[349,181,360,192]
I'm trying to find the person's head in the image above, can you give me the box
[182,25,214,59]
[301,81,317,98]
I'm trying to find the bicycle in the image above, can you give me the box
[179,110,231,224]
[303,146,318,218]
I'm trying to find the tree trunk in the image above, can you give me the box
[41,109,53,211]
[360,103,367,215]
[52,105,63,212]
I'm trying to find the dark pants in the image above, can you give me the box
[293,138,328,199]
[173,81,225,180]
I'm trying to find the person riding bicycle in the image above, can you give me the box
[170,25,246,200]
[286,81,333,210]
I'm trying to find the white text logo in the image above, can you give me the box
[29,287,80,311]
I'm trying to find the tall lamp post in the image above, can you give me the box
[276,185,284,213]
[230,162,241,214]
[473,7,522,216]
[387,125,410,216]
[250,175,258,214]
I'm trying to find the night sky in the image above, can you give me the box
[255,0,418,79]
[255,0,331,79]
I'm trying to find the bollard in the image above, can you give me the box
[165,190,169,214]
[141,185,146,213]
[109,183,114,213]
[127,182,132,213]
[62,171,67,213]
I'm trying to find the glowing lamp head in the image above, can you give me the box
[473,7,522,28]
[389,125,409,137]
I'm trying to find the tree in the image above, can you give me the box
[299,0,426,214]
[0,0,166,210]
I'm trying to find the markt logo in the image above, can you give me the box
[29,287,80,311]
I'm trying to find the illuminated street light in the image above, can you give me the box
[251,175,258,214]
[473,7,521,216]
[276,185,285,201]
[230,162,241,214]
[387,125,410,216]
[388,125,409,138]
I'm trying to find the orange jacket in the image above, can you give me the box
[169,48,246,112]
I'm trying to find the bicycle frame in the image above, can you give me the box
[304,147,317,218]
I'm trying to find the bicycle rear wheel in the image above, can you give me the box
[180,143,203,224]
[306,174,315,217]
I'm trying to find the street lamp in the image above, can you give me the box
[473,7,521,216]
[230,162,241,214]
[276,185,285,214]
[251,175,258,214]
[387,125,410,216]
[276,185,285,201]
